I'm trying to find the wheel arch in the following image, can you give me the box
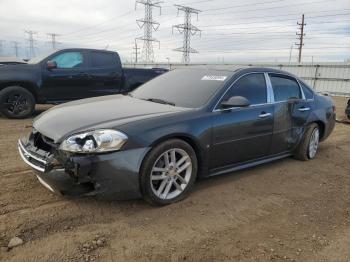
[148,133,205,177]
[312,120,325,141]
[0,82,38,102]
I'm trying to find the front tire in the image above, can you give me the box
[294,123,320,161]
[140,139,198,206]
[0,86,35,119]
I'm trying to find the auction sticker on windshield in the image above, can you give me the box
[201,75,228,81]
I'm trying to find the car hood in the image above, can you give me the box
[0,63,35,71]
[33,95,189,142]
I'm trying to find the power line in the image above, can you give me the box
[63,9,135,36]
[61,8,349,44]
[24,30,37,59]
[200,0,336,16]
[135,0,163,63]
[173,5,201,63]
[47,33,60,50]
[295,14,306,63]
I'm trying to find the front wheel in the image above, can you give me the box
[140,139,198,206]
[0,86,35,119]
[294,123,320,161]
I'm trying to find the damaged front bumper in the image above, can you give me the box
[18,138,150,200]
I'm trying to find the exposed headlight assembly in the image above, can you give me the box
[59,129,128,153]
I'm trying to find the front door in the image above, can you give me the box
[211,73,274,169]
[41,50,92,101]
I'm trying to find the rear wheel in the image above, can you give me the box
[140,139,198,206]
[0,86,35,119]
[294,123,320,161]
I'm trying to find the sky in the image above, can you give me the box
[0,0,349,63]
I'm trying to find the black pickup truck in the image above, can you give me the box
[0,48,168,118]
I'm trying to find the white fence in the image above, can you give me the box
[124,62,350,96]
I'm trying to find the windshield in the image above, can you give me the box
[27,51,56,64]
[131,69,232,108]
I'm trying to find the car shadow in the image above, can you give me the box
[66,157,293,212]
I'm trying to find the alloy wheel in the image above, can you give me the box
[5,94,31,116]
[308,127,319,159]
[150,148,192,200]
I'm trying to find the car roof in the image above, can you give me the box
[173,67,297,79]
[56,48,118,54]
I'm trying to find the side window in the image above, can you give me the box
[90,52,117,68]
[300,82,314,100]
[51,52,83,69]
[270,74,301,102]
[222,73,267,105]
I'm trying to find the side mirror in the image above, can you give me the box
[46,60,57,70]
[221,96,250,109]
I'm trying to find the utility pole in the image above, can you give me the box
[47,33,60,50]
[0,40,4,56]
[132,42,140,63]
[295,14,306,64]
[173,5,201,64]
[25,30,37,59]
[13,41,20,57]
[135,0,163,63]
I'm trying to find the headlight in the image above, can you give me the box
[59,129,128,153]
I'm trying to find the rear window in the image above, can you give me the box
[300,82,315,100]
[132,69,232,108]
[90,51,117,67]
[270,74,302,102]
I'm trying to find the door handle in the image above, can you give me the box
[259,112,272,118]
[298,107,310,112]
[77,72,89,77]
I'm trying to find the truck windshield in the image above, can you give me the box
[131,69,232,108]
[28,51,56,64]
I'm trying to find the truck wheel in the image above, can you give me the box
[0,86,35,119]
[293,123,320,161]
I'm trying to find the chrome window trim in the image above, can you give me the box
[297,79,315,101]
[267,73,307,103]
[264,72,274,103]
[212,71,313,113]
[212,72,269,112]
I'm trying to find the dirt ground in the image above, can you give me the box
[0,97,349,262]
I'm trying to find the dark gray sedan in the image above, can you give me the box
[18,67,336,205]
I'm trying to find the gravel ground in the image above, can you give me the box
[0,96,349,262]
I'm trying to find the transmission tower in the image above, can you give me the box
[25,30,37,59]
[173,5,201,64]
[12,41,20,57]
[135,0,162,63]
[295,14,306,64]
[47,33,60,50]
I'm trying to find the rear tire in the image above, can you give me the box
[140,139,198,206]
[293,123,320,161]
[0,86,35,119]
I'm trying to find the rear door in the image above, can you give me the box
[87,51,123,96]
[211,73,274,169]
[268,73,311,154]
